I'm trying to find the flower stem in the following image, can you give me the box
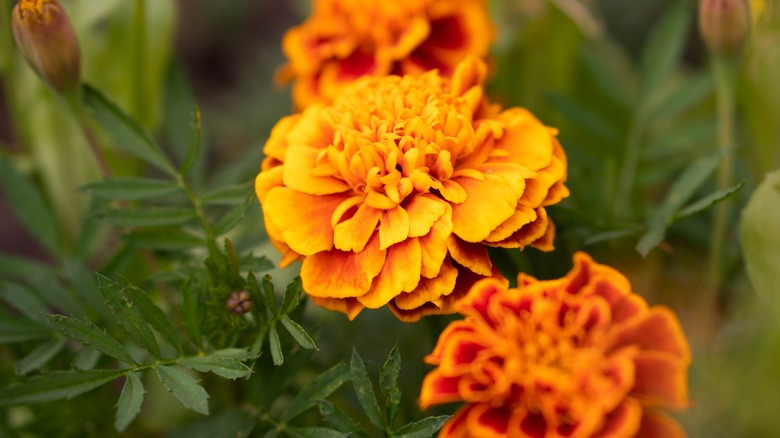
[176,173,220,256]
[614,110,647,221]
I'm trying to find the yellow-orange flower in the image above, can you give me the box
[279,0,495,109]
[255,57,568,321]
[420,252,691,437]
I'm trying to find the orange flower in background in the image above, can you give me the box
[279,0,495,109]
[255,57,568,322]
[420,252,691,437]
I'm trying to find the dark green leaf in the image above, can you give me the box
[180,354,252,379]
[269,323,283,366]
[318,401,371,438]
[583,226,643,246]
[394,416,451,438]
[115,372,146,432]
[240,254,275,274]
[124,229,203,250]
[97,274,161,359]
[181,279,203,348]
[201,182,253,206]
[646,72,713,123]
[675,180,745,220]
[262,275,278,314]
[45,314,136,364]
[350,350,385,430]
[73,349,102,370]
[580,43,634,108]
[169,409,256,438]
[181,107,202,175]
[380,344,401,426]
[155,365,210,415]
[0,368,126,406]
[14,339,67,375]
[283,427,349,438]
[547,93,622,145]
[0,253,54,280]
[281,361,350,421]
[122,280,183,353]
[279,316,316,350]
[1,282,49,323]
[84,85,176,176]
[211,348,258,360]
[80,177,179,200]
[94,207,197,228]
[214,195,255,235]
[639,0,690,100]
[0,155,60,255]
[0,313,50,344]
[280,277,303,315]
[27,273,84,317]
[642,118,716,161]
[61,258,113,321]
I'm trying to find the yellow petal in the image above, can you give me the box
[420,207,454,278]
[358,238,422,308]
[451,175,518,243]
[447,236,492,276]
[494,108,554,172]
[334,204,382,252]
[283,144,351,195]
[301,234,386,298]
[379,205,410,250]
[485,205,537,243]
[406,194,448,238]
[393,259,458,310]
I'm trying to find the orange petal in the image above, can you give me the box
[451,175,518,243]
[393,259,458,310]
[300,234,386,298]
[406,194,448,237]
[494,108,554,172]
[333,204,381,252]
[519,155,567,208]
[308,296,365,320]
[255,165,284,204]
[419,368,462,409]
[263,188,347,255]
[636,412,686,438]
[593,398,643,438]
[420,209,454,278]
[485,205,537,243]
[262,114,300,165]
[284,105,332,148]
[447,236,492,276]
[450,55,487,98]
[631,351,689,409]
[358,238,422,308]
[379,205,410,250]
[386,16,430,59]
[467,403,511,438]
[439,405,474,438]
[606,307,691,363]
[283,144,351,195]
[487,207,550,249]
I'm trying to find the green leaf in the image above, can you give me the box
[180,354,252,379]
[0,155,60,255]
[97,274,161,359]
[546,92,622,145]
[124,229,203,250]
[94,207,197,228]
[181,107,202,175]
[279,316,316,350]
[675,180,745,221]
[639,0,690,100]
[0,313,50,344]
[393,416,451,438]
[268,323,283,366]
[74,349,102,370]
[211,348,258,360]
[169,409,256,438]
[350,350,385,430]
[281,361,351,421]
[283,427,349,438]
[379,344,401,426]
[318,401,371,438]
[45,314,136,364]
[201,182,253,206]
[155,365,210,415]
[83,85,176,176]
[642,118,716,161]
[741,169,780,319]
[214,195,255,235]
[122,280,183,353]
[80,177,180,200]
[580,42,634,108]
[0,282,49,323]
[181,279,203,348]
[262,275,278,314]
[240,254,275,274]
[0,368,126,406]
[0,253,55,280]
[280,277,303,315]
[14,339,67,375]
[115,372,146,432]
[646,72,714,123]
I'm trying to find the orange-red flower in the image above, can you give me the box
[420,252,691,437]
[278,0,495,109]
[255,57,568,322]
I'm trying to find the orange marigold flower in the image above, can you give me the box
[255,57,569,322]
[279,0,495,109]
[419,252,691,437]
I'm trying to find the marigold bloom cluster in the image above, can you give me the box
[420,252,691,437]
[255,57,568,321]
[279,0,495,109]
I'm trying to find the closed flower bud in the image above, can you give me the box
[699,0,752,56]
[12,0,81,92]
[226,291,253,315]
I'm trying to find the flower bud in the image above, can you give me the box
[699,0,752,56]
[226,291,253,315]
[12,0,81,92]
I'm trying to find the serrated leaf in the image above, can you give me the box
[0,368,126,406]
[268,323,283,366]
[14,339,67,375]
[169,409,256,438]
[639,0,690,100]
[97,274,161,359]
[156,365,210,415]
[394,416,451,438]
[350,350,385,430]
[214,195,255,235]
[181,107,201,175]
[0,313,50,344]
[318,400,371,438]
[281,361,350,421]
[124,229,203,250]
[283,427,349,438]
[45,314,136,364]
[115,372,145,432]
[94,207,197,228]
[1,282,49,323]
[80,177,180,200]
[180,354,252,379]
[201,182,253,205]
[0,155,60,255]
[279,316,316,350]
[675,180,745,220]
[84,85,176,176]
[280,277,303,315]
[379,344,401,426]
[121,280,183,353]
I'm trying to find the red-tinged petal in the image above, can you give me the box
[283,144,351,195]
[631,351,689,409]
[447,236,492,276]
[301,234,386,298]
[419,369,462,409]
[457,278,506,323]
[593,398,643,438]
[451,175,518,243]
[439,332,489,375]
[263,188,347,255]
[358,238,422,308]
[406,194,448,237]
[393,259,458,310]
[488,207,549,249]
[485,205,537,243]
[494,108,555,171]
[467,403,512,437]
[439,405,475,438]
[386,16,430,59]
[516,411,547,438]
[379,205,410,250]
[420,210,453,278]
[308,296,365,320]
[333,203,381,252]
[424,320,475,364]
[606,308,691,363]
[636,412,686,438]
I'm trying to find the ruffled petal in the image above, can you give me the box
[593,398,643,438]
[358,238,422,308]
[447,236,492,276]
[419,208,454,278]
[451,174,518,243]
[606,308,691,363]
[308,296,365,320]
[300,234,386,298]
[283,143,351,195]
[333,203,381,252]
[393,259,458,311]
[379,205,411,250]
[631,351,689,409]
[406,194,448,237]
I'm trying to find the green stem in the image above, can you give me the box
[176,173,219,255]
[706,56,737,293]
[614,111,647,220]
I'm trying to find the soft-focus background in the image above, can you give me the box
[1,0,779,436]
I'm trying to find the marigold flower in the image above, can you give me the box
[255,57,569,321]
[419,252,691,437]
[279,0,495,109]
[699,0,752,56]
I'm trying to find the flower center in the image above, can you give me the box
[17,0,52,18]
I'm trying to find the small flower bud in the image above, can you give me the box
[226,291,253,315]
[699,0,752,56]
[12,0,81,92]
